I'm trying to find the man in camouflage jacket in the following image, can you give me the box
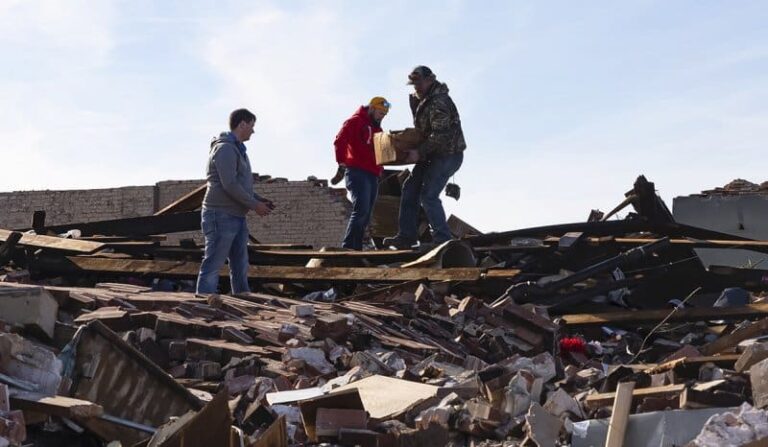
[384,66,466,249]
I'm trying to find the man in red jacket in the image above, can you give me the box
[334,97,390,250]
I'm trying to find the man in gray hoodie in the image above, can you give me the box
[196,108,272,294]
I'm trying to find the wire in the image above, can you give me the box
[624,286,703,364]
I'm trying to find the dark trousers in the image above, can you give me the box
[397,152,463,243]
[342,167,379,250]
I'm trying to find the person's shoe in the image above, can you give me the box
[416,241,438,251]
[382,236,415,250]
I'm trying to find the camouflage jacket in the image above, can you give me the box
[409,81,466,158]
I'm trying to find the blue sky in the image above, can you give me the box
[1,0,767,231]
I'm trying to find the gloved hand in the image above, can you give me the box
[330,164,346,185]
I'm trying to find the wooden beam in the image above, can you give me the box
[700,318,768,356]
[59,256,520,283]
[24,211,201,237]
[250,415,287,447]
[645,354,740,375]
[466,219,753,246]
[10,391,104,419]
[154,183,207,215]
[605,381,634,447]
[0,229,104,253]
[544,236,768,251]
[561,304,768,327]
[584,384,685,410]
[680,387,746,409]
[249,248,417,259]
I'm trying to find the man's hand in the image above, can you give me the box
[252,201,272,217]
[331,164,346,185]
[261,197,276,210]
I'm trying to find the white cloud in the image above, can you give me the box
[0,0,116,66]
[201,3,362,130]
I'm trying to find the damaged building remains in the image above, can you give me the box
[2,173,768,446]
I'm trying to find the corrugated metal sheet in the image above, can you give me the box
[69,321,201,445]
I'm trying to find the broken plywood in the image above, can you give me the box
[332,375,439,421]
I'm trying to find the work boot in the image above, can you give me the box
[382,236,415,250]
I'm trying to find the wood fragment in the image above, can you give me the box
[605,381,634,447]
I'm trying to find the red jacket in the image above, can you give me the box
[334,106,383,176]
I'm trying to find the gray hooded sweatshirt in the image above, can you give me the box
[202,132,263,217]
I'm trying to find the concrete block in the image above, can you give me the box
[0,285,58,339]
[751,357,768,408]
[291,304,315,318]
[311,315,349,341]
[736,342,768,373]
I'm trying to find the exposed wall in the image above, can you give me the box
[674,194,768,269]
[0,178,351,248]
[0,186,156,230]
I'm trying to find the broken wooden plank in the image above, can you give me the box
[0,229,104,253]
[299,389,365,442]
[249,415,287,447]
[154,184,207,216]
[467,220,750,246]
[584,384,686,409]
[701,318,768,356]
[644,354,740,375]
[186,338,271,359]
[447,214,483,238]
[24,211,201,237]
[680,387,746,409]
[605,381,634,447]
[561,304,768,327]
[9,391,103,419]
[543,236,768,252]
[251,248,416,259]
[332,375,439,421]
[144,390,232,447]
[59,256,519,282]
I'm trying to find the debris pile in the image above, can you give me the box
[0,174,768,446]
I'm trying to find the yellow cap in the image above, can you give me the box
[369,97,391,112]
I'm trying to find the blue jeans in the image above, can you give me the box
[397,152,463,244]
[196,208,250,294]
[342,167,379,250]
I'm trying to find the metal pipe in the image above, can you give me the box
[99,413,157,434]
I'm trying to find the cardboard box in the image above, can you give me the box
[374,128,423,165]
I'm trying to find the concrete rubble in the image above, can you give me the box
[1,174,768,445]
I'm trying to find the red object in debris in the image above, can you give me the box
[559,337,587,354]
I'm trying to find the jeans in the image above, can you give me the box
[196,208,251,294]
[397,152,463,244]
[342,167,379,250]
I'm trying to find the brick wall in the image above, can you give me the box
[0,178,351,248]
[0,186,155,230]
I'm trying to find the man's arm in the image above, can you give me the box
[333,119,353,165]
[212,144,261,210]
[334,115,366,164]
